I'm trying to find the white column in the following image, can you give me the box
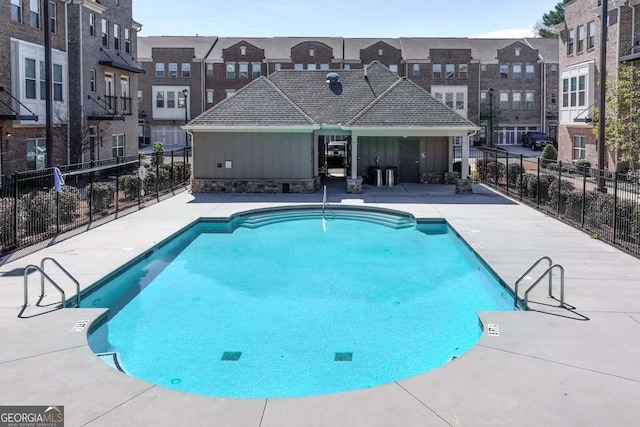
[351,135,358,179]
[462,134,470,180]
[448,137,454,172]
[313,131,319,178]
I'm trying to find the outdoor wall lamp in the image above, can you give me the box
[4,132,11,143]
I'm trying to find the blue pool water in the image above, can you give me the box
[86,208,514,398]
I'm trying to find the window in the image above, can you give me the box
[455,93,464,110]
[573,136,586,159]
[49,1,56,33]
[432,64,442,79]
[167,91,175,108]
[240,46,246,56]
[445,93,454,109]
[551,64,558,76]
[112,134,124,158]
[307,63,317,70]
[25,58,36,99]
[11,0,21,23]
[206,89,214,104]
[89,13,95,36]
[206,63,214,76]
[567,29,575,55]
[343,64,350,70]
[182,63,191,78]
[168,63,178,78]
[155,63,164,78]
[101,18,109,47]
[120,77,129,113]
[500,64,509,79]
[26,138,47,170]
[251,63,261,78]
[137,90,142,103]
[413,64,420,77]
[274,63,281,71]
[294,63,303,70]
[29,0,39,28]
[500,91,509,110]
[512,64,522,80]
[480,64,487,78]
[458,64,468,79]
[90,69,96,92]
[551,92,557,104]
[587,21,596,49]
[226,63,235,78]
[225,89,235,98]
[515,47,521,56]
[39,61,45,100]
[239,63,248,78]
[378,48,383,56]
[320,63,329,70]
[53,64,62,101]
[309,48,315,57]
[562,76,586,107]
[177,91,185,108]
[577,25,585,53]
[578,75,586,105]
[525,65,534,80]
[113,24,120,50]
[124,28,131,53]
[389,64,398,74]
[512,91,522,109]
[525,91,534,110]
[445,64,454,79]
[156,91,165,108]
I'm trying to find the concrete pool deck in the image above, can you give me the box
[1,183,640,426]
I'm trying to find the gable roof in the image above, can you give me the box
[137,36,217,61]
[187,61,477,133]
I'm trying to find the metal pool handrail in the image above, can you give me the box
[514,256,565,310]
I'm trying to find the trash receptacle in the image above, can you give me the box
[386,167,395,187]
[375,168,383,187]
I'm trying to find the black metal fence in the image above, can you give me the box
[473,147,640,257]
[0,147,191,258]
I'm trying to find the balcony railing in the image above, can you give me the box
[121,97,132,115]
[104,95,118,111]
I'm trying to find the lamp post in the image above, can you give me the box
[488,88,494,147]
[182,88,189,146]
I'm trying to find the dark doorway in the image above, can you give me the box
[399,139,420,183]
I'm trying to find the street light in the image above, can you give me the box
[488,88,494,147]
[182,88,189,146]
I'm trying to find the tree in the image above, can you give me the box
[596,63,640,171]
[535,0,571,38]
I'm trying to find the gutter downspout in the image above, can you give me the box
[64,0,73,164]
[463,129,479,180]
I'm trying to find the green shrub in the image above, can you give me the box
[0,198,16,243]
[172,162,191,183]
[58,186,80,224]
[564,192,585,222]
[524,173,555,201]
[507,163,525,187]
[574,159,591,173]
[476,159,505,182]
[548,179,575,211]
[541,144,558,161]
[86,181,115,214]
[118,174,141,201]
[150,141,164,167]
[19,190,56,235]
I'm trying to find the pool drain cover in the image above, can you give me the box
[221,351,242,361]
[334,352,353,362]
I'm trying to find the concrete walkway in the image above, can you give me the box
[1,183,640,426]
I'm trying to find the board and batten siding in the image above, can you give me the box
[355,136,449,175]
[193,132,314,179]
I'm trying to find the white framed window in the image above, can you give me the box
[155,63,165,78]
[500,91,509,110]
[90,69,96,92]
[11,0,21,23]
[251,63,260,78]
[206,89,214,104]
[515,47,521,56]
[344,64,350,70]
[39,61,45,100]
[226,63,235,79]
[525,65,534,80]
[294,63,303,70]
[567,29,575,55]
[512,92,522,110]
[239,63,248,78]
[49,1,56,33]
[551,92,557,104]
[378,48,383,56]
[240,46,246,56]
[156,91,165,108]
[307,63,317,70]
[182,63,191,78]
[120,76,130,113]
[167,91,175,108]
[431,85,468,118]
[389,64,398,74]
[458,64,468,79]
[573,136,586,159]
[577,25,585,53]
[89,13,95,36]
[551,64,558,76]
[480,64,487,78]
[500,64,509,79]
[53,64,63,101]
[26,138,47,170]
[587,21,596,49]
[309,48,315,57]
[25,58,37,99]
[113,23,120,50]
[413,64,420,77]
[432,64,442,78]
[101,18,109,47]
[320,63,329,70]
[225,89,236,98]
[206,63,214,76]
[455,93,464,110]
[112,134,125,158]
[30,0,39,28]
[137,90,142,103]
[524,91,534,110]
[168,63,178,78]
[445,64,454,79]
[124,28,131,53]
[562,75,586,107]
[274,63,282,71]
[445,93,453,108]
[512,64,522,80]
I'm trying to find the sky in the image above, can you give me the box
[133,0,562,39]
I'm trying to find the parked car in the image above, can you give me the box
[522,132,556,151]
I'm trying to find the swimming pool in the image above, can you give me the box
[85,206,515,398]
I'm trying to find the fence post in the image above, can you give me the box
[12,172,18,248]
[506,152,510,194]
[115,156,120,215]
[536,157,540,208]
[155,152,160,202]
[56,188,60,234]
[519,154,523,201]
[183,147,187,183]
[581,168,587,229]
[89,160,94,222]
[138,153,142,210]
[613,172,618,245]
[557,161,562,216]
[494,149,498,188]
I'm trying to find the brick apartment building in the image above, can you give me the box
[1,0,68,174]
[558,0,640,170]
[0,0,142,175]
[137,36,559,149]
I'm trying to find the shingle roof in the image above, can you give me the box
[137,36,217,61]
[188,77,316,127]
[344,38,403,61]
[188,61,476,131]
[208,37,345,62]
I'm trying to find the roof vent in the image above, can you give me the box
[326,72,340,84]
